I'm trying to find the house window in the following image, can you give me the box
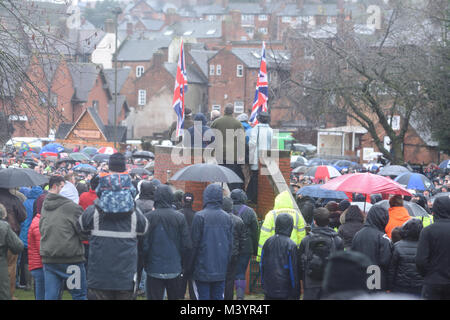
[234,101,244,114]
[242,15,254,23]
[258,15,268,21]
[210,64,215,76]
[282,16,291,23]
[327,16,333,24]
[138,90,146,106]
[216,64,222,76]
[258,28,268,35]
[236,65,244,77]
[206,15,217,21]
[136,66,144,78]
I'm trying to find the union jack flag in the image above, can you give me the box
[249,41,268,126]
[172,39,188,138]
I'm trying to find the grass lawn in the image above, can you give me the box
[14,288,264,300]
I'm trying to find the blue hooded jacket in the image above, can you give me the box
[189,184,233,282]
[187,113,215,148]
[20,186,43,247]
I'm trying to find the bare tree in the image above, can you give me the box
[284,0,448,164]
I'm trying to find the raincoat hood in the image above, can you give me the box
[230,189,247,204]
[222,197,233,213]
[273,191,294,210]
[27,186,43,200]
[194,113,208,126]
[43,192,74,211]
[364,206,389,231]
[139,181,156,200]
[432,196,450,220]
[400,218,423,241]
[345,205,364,223]
[154,185,174,209]
[20,187,31,198]
[275,213,294,237]
[203,184,223,208]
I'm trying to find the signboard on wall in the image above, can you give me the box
[363,147,374,161]
[74,130,101,139]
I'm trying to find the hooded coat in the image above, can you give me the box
[416,196,450,285]
[388,219,424,294]
[260,213,300,299]
[79,199,149,290]
[223,197,246,259]
[142,185,192,277]
[0,188,27,235]
[0,217,24,300]
[385,206,411,239]
[338,205,365,250]
[230,189,259,256]
[188,184,233,282]
[39,193,86,264]
[135,180,156,213]
[20,186,43,248]
[351,206,393,290]
[297,196,315,225]
[257,191,306,261]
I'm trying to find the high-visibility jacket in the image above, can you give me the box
[257,191,306,262]
[414,214,434,228]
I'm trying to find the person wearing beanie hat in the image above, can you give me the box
[321,250,372,300]
[416,196,450,300]
[108,153,126,173]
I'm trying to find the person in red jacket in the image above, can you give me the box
[78,175,99,276]
[79,175,99,210]
[27,193,46,300]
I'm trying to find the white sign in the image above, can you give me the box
[383,136,391,151]
[363,147,374,161]
[388,115,400,131]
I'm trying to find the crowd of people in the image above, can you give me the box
[0,106,449,301]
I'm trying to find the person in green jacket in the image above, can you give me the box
[39,175,88,300]
[257,190,307,262]
[0,203,24,300]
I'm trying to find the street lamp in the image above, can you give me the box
[112,6,122,150]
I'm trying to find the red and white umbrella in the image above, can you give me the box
[304,165,341,180]
[97,147,117,155]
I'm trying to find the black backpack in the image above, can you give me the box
[304,233,336,281]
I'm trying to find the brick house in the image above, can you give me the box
[206,45,291,119]
[127,50,208,139]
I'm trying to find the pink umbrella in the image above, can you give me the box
[97,147,117,155]
[321,172,412,196]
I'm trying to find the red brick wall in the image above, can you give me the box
[154,146,291,217]
[86,73,111,125]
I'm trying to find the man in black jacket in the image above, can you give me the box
[260,213,300,300]
[351,206,393,292]
[142,185,192,300]
[299,208,344,300]
[416,196,450,300]
[230,189,259,300]
[223,197,246,300]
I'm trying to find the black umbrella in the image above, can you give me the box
[92,153,110,163]
[0,168,49,188]
[56,158,77,166]
[132,151,155,159]
[130,167,152,176]
[373,199,430,217]
[170,163,243,183]
[378,165,410,177]
[292,165,309,174]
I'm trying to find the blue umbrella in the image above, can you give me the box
[297,185,349,200]
[73,164,98,174]
[394,172,433,191]
[439,159,450,170]
[39,143,64,155]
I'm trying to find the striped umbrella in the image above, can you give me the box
[394,172,433,191]
[304,165,342,180]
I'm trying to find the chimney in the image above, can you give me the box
[297,0,304,9]
[222,0,229,8]
[152,50,165,68]
[126,22,133,36]
[104,19,115,34]
[165,9,180,26]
